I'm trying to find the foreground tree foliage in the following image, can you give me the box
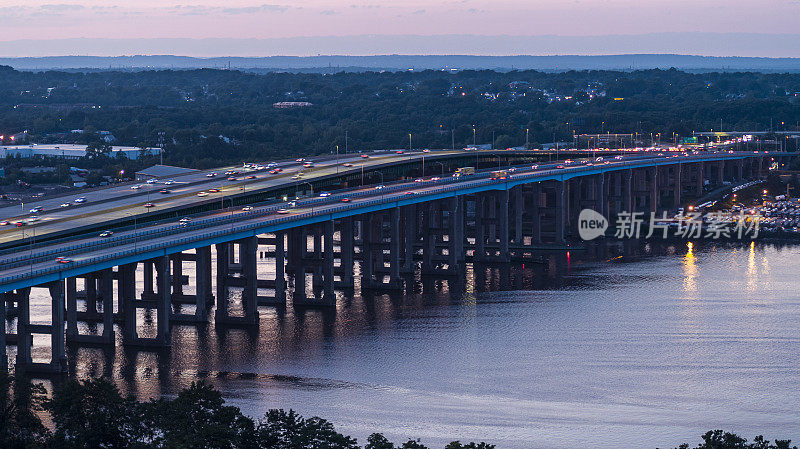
[671,430,797,449]
[0,375,495,449]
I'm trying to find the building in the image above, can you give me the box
[135,164,198,181]
[0,144,159,160]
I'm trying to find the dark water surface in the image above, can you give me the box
[20,241,800,448]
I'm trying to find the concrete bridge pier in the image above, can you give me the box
[674,164,682,208]
[292,227,309,304]
[11,282,67,374]
[339,218,355,288]
[323,220,336,302]
[401,206,416,273]
[474,194,486,261]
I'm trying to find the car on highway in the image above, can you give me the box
[246,175,257,179]
[291,174,302,180]
[146,179,157,184]
[295,158,305,162]
[28,216,40,223]
[56,257,72,264]
[269,169,278,174]
[360,154,369,158]
[277,209,290,214]
[207,188,219,193]
[395,150,404,154]
[164,180,174,185]
[302,162,314,168]
[144,202,155,208]
[197,191,208,197]
[74,197,86,203]
[430,177,440,181]
[60,203,70,208]
[404,191,416,195]
[131,185,141,190]
[159,189,170,194]
[375,185,386,190]
[422,149,430,153]
[531,165,539,169]
[227,177,237,181]
[341,198,351,203]
[206,172,217,178]
[342,163,353,167]
[179,217,191,225]
[0,221,7,226]
[556,165,565,169]
[29,208,41,214]
[242,206,253,211]
[99,230,114,238]
[319,192,331,197]
[14,221,25,227]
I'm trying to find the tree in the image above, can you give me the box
[147,381,255,449]
[45,378,146,449]
[365,434,395,449]
[255,409,358,449]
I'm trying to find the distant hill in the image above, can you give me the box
[5,54,800,73]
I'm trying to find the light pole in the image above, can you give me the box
[472,125,476,146]
[408,133,412,152]
[525,128,529,149]
[435,161,445,176]
[335,145,339,174]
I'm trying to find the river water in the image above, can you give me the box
[19,240,800,448]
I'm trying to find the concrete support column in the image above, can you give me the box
[101,268,115,343]
[171,255,183,298]
[143,261,154,297]
[241,236,258,323]
[294,228,307,302]
[390,208,401,283]
[323,221,335,301]
[454,196,465,264]
[66,277,78,341]
[402,206,415,272]
[717,161,725,185]
[624,170,633,212]
[555,182,565,244]
[48,280,67,372]
[85,273,98,315]
[650,166,659,213]
[156,255,171,346]
[121,263,138,341]
[215,243,229,321]
[361,216,374,285]
[196,246,211,319]
[499,190,509,260]
[674,164,682,207]
[340,219,354,287]
[15,288,31,368]
[696,162,704,196]
[532,184,542,245]
[595,174,606,218]
[274,232,286,303]
[475,195,486,260]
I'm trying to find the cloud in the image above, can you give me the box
[411,9,426,15]
[222,4,289,14]
[39,4,84,12]
[320,9,338,15]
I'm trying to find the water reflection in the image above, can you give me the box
[11,240,800,448]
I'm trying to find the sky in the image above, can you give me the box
[2,1,800,56]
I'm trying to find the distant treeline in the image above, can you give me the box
[0,65,799,171]
[0,373,493,449]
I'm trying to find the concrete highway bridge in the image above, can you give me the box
[0,148,789,374]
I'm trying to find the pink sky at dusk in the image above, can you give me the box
[2,0,799,40]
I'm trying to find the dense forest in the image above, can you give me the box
[1,65,800,173]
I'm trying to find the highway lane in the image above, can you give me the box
[0,151,755,284]
[0,149,454,245]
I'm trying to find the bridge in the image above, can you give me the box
[0,148,789,374]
